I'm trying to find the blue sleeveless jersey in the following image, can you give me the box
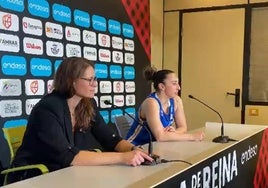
[126,92,175,146]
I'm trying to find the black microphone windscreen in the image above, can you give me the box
[104,100,111,105]
[188,95,194,99]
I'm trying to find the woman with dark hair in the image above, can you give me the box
[8,57,153,183]
[126,66,204,146]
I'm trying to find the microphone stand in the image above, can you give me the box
[188,95,235,143]
[104,100,160,165]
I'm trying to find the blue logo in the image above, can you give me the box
[125,108,136,117]
[122,23,134,38]
[110,65,122,79]
[74,9,90,28]
[4,119,28,128]
[108,19,121,35]
[1,55,27,76]
[124,66,135,80]
[54,60,62,73]
[30,58,52,77]
[100,110,109,124]
[28,0,49,18]
[111,109,123,123]
[52,3,71,24]
[0,0,24,12]
[95,63,108,79]
[92,15,106,32]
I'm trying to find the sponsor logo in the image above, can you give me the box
[126,94,135,106]
[0,0,24,12]
[25,79,45,95]
[98,49,111,62]
[46,41,64,57]
[112,51,123,64]
[74,9,90,28]
[124,39,134,51]
[54,60,62,72]
[0,79,21,96]
[83,46,97,61]
[25,98,40,115]
[110,65,122,79]
[122,23,134,38]
[125,107,136,117]
[98,33,110,48]
[92,15,106,32]
[22,17,42,36]
[23,37,43,55]
[94,96,98,106]
[0,100,22,117]
[0,11,19,31]
[108,19,121,35]
[66,43,81,57]
[0,33,19,52]
[52,3,71,23]
[65,26,81,42]
[95,63,108,79]
[111,109,123,123]
[47,80,54,93]
[28,0,49,18]
[125,81,135,93]
[30,58,52,77]
[125,53,135,65]
[113,95,124,107]
[113,81,124,93]
[99,110,109,124]
[1,55,26,76]
[99,81,112,93]
[45,22,63,39]
[124,66,135,80]
[100,96,112,108]
[83,30,96,45]
[112,36,123,50]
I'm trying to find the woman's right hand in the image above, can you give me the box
[191,132,205,141]
[122,150,154,166]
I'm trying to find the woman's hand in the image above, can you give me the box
[191,132,205,141]
[122,150,154,166]
[164,126,176,132]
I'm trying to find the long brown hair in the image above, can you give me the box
[53,57,95,131]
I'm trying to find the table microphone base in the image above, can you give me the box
[141,154,161,166]
[213,135,230,143]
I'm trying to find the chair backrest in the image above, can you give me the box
[114,115,132,139]
[2,126,26,162]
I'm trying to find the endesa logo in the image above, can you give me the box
[45,22,63,39]
[99,81,112,94]
[28,0,49,18]
[0,11,19,31]
[0,0,24,12]
[0,33,19,52]
[108,19,121,35]
[112,36,123,50]
[99,110,109,124]
[111,109,123,123]
[122,23,134,38]
[52,3,71,24]
[124,39,134,51]
[23,37,43,55]
[92,15,106,32]
[124,66,135,80]
[1,55,26,76]
[22,17,42,36]
[83,46,97,61]
[66,43,81,57]
[25,98,40,115]
[125,81,135,93]
[110,65,122,79]
[0,100,22,117]
[0,79,22,96]
[30,58,52,77]
[83,30,96,45]
[98,33,110,48]
[95,63,108,79]
[113,81,124,93]
[46,41,64,57]
[112,51,123,64]
[126,94,135,106]
[98,49,111,62]
[113,95,124,107]
[125,53,135,65]
[65,26,81,42]
[25,79,45,96]
[74,9,90,28]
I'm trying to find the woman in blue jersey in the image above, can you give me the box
[126,66,204,146]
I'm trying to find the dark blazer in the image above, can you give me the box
[12,91,122,172]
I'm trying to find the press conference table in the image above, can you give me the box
[3,122,267,188]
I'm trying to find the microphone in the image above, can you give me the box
[188,95,235,143]
[103,100,161,165]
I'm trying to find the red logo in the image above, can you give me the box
[30,80,39,94]
[2,14,12,29]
